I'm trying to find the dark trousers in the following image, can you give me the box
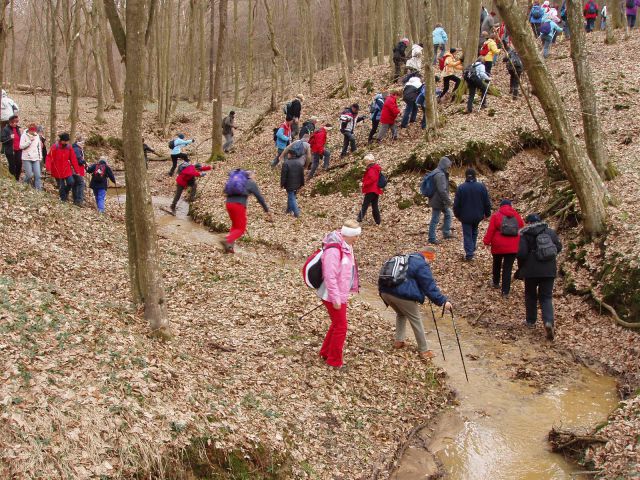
[357,192,381,225]
[400,101,418,128]
[72,174,85,206]
[484,60,493,75]
[393,59,404,81]
[461,222,479,259]
[585,17,595,32]
[466,80,488,112]
[5,149,22,181]
[524,277,555,326]
[171,179,196,209]
[57,176,75,202]
[508,72,521,98]
[340,132,356,156]
[492,253,516,294]
[368,118,380,143]
[628,14,637,28]
[169,153,188,176]
[531,22,540,36]
[440,75,461,98]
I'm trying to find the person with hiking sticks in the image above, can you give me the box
[284,94,304,138]
[72,136,87,207]
[432,24,448,65]
[504,46,524,99]
[530,0,545,36]
[515,214,562,340]
[271,116,292,168]
[221,170,272,254]
[422,156,453,245]
[339,103,366,157]
[463,56,491,114]
[357,154,384,225]
[583,1,599,32]
[168,133,194,176]
[392,38,410,81]
[307,123,332,180]
[1,115,22,181]
[367,93,386,144]
[280,134,310,218]
[45,132,81,203]
[379,247,452,360]
[453,168,491,262]
[169,159,212,214]
[86,158,117,214]
[222,110,238,154]
[378,89,401,142]
[315,220,361,370]
[437,48,463,103]
[483,199,525,298]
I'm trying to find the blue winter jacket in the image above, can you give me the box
[379,254,447,306]
[171,138,193,155]
[432,27,448,46]
[453,177,492,224]
[275,127,290,150]
[370,94,385,121]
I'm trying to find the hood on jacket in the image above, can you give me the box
[406,76,423,89]
[323,230,346,248]
[438,156,452,171]
[366,163,382,174]
[498,204,518,217]
[520,221,548,236]
[411,44,423,56]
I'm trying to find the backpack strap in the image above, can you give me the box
[323,243,344,261]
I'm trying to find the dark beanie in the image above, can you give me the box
[500,199,512,207]
[59,132,70,141]
[178,133,185,139]
[465,168,476,179]
[525,213,541,223]
[230,110,235,115]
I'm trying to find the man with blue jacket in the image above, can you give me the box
[367,93,385,144]
[168,133,194,176]
[432,24,448,64]
[379,247,452,360]
[453,168,492,261]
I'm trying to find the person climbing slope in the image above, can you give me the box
[1,115,22,181]
[168,133,194,176]
[308,123,332,180]
[339,103,365,157]
[72,136,87,207]
[357,154,384,225]
[438,48,463,102]
[392,38,410,81]
[169,159,212,214]
[378,89,401,142]
[367,93,386,144]
[432,24,448,64]
[422,156,453,245]
[271,116,292,168]
[19,123,43,190]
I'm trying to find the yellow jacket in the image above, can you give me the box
[483,39,501,62]
[443,54,463,77]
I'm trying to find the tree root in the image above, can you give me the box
[568,281,640,329]
[548,427,607,455]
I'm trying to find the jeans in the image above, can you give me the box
[169,153,188,175]
[542,34,553,58]
[5,149,22,181]
[286,190,300,217]
[429,207,452,242]
[400,101,418,128]
[492,253,516,294]
[22,160,42,190]
[368,118,380,143]
[585,17,595,32]
[72,174,85,205]
[524,277,555,326]
[377,123,398,141]
[223,133,234,152]
[225,202,247,244]
[440,75,461,98]
[340,131,357,156]
[380,292,428,352]
[57,176,75,202]
[307,149,330,179]
[461,222,480,259]
[433,43,445,64]
[628,14,636,28]
[420,106,426,129]
[93,188,107,213]
[466,80,488,112]
[357,192,381,224]
[271,148,285,167]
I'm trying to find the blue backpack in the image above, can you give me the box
[540,22,552,36]
[420,170,439,198]
[416,85,426,107]
[531,5,544,20]
[224,169,249,195]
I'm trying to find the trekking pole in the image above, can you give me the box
[477,79,491,112]
[428,302,446,360]
[298,303,323,321]
[443,305,469,382]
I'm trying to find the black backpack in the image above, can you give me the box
[273,128,279,144]
[378,255,411,288]
[500,216,519,237]
[168,139,175,149]
[463,63,480,84]
[535,232,558,261]
[282,101,292,116]
[507,51,523,73]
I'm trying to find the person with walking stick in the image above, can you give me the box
[463,56,491,114]
[378,246,452,360]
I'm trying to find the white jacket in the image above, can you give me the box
[1,90,18,121]
[406,44,423,71]
[19,131,42,162]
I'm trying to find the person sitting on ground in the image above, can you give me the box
[357,154,383,225]
[317,220,361,369]
[453,168,492,261]
[308,123,332,180]
[464,56,491,114]
[280,137,308,218]
[379,246,452,360]
[285,94,304,138]
[504,46,524,99]
[168,133,194,176]
[516,214,562,340]
[432,24,448,64]
[86,158,117,214]
[299,116,318,139]
[406,42,424,72]
[339,103,366,157]
[222,170,272,254]
[46,132,81,202]
[438,48,463,102]
[378,89,401,142]
[427,156,453,244]
[271,116,292,168]
[392,38,410,81]
[400,75,423,129]
[170,159,212,214]
[19,123,43,191]
[1,115,22,181]
[72,136,87,207]
[480,33,501,75]
[483,199,524,298]
[222,110,237,153]
[367,92,386,144]
[0,89,18,130]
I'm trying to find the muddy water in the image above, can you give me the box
[150,201,620,480]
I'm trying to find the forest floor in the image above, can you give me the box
[0,29,639,479]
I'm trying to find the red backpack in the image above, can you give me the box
[438,55,447,71]
[302,243,342,289]
[93,163,107,180]
[479,42,490,57]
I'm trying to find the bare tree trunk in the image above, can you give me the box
[346,0,355,72]
[263,0,280,111]
[423,0,439,139]
[65,0,82,140]
[46,0,60,142]
[464,0,482,66]
[300,0,315,92]
[407,0,419,42]
[186,0,197,101]
[8,0,14,85]
[567,0,615,180]
[0,0,9,87]
[376,0,384,64]
[208,0,215,101]
[91,0,107,124]
[210,0,228,160]
[331,0,351,97]
[495,0,609,235]
[605,0,616,44]
[197,0,207,109]
[105,31,123,102]
[232,0,240,105]
[243,0,255,105]
[367,0,375,66]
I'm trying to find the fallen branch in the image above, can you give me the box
[579,288,640,330]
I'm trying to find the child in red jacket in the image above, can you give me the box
[169,160,212,214]
[357,154,384,225]
[377,89,401,142]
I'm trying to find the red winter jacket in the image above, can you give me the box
[309,127,327,154]
[362,163,383,195]
[483,204,525,254]
[176,164,212,188]
[45,143,81,179]
[583,1,599,19]
[380,94,400,125]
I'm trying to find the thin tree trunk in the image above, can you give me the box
[91,0,107,124]
[208,0,215,101]
[407,0,419,42]
[495,0,608,235]
[346,0,355,72]
[66,0,82,140]
[376,0,384,64]
[197,0,206,109]
[263,0,280,111]
[105,32,123,102]
[243,0,255,105]
[186,0,197,101]
[8,0,14,84]
[331,0,351,97]
[46,0,60,143]
[367,0,375,66]
[422,0,439,139]
[0,0,9,87]
[232,0,239,105]
[210,0,228,160]
[464,0,482,66]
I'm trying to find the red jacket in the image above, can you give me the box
[483,204,525,254]
[309,127,327,154]
[362,163,383,195]
[380,95,400,125]
[45,143,81,179]
[176,164,212,188]
[583,1,599,19]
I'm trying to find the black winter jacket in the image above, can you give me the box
[1,124,20,154]
[280,158,305,192]
[288,99,302,119]
[87,162,116,190]
[516,222,562,278]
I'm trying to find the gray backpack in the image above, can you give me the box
[535,232,558,261]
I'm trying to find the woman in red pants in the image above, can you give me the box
[316,220,361,369]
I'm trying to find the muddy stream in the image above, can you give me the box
[150,197,619,480]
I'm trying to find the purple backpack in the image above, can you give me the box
[224,169,249,195]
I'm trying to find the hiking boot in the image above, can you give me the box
[491,282,500,289]
[544,323,555,341]
[428,239,441,245]
[393,341,406,349]
[501,292,509,299]
[525,321,535,329]
[419,350,436,360]
[464,255,474,262]
[170,206,177,215]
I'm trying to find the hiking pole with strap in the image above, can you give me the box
[444,304,469,382]
[428,302,446,360]
[298,303,323,321]
[478,79,491,112]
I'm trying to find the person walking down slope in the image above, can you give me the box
[379,247,452,360]
[222,110,238,153]
[72,136,87,207]
[392,38,410,81]
[86,158,117,214]
[626,0,640,28]
[483,199,524,297]
[367,93,386,144]
[406,43,424,72]
[516,214,562,340]
[308,123,332,180]
[426,156,453,245]
[339,103,365,157]
[539,19,563,58]
[432,24,448,64]
[504,46,524,99]
[271,116,293,168]
[168,133,194,176]
[170,160,212,214]
[464,57,491,113]
[46,133,81,202]
[316,220,361,369]
[378,90,401,142]
[0,90,18,130]
[530,0,545,36]
[453,168,491,261]
[583,1,599,32]
[438,48,463,102]
[19,123,43,190]
[400,76,423,129]
[357,154,383,225]
[1,115,22,181]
